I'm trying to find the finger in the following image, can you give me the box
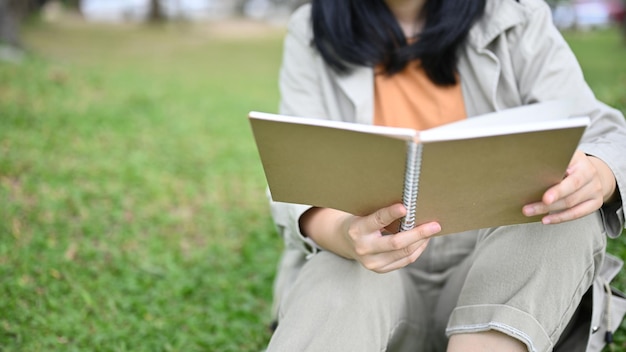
[378,222,441,253]
[358,203,407,235]
[362,222,439,269]
[540,198,601,224]
[543,170,592,206]
[371,239,431,273]
[348,205,407,258]
[524,180,599,217]
[360,221,440,256]
[543,152,594,205]
[523,162,594,216]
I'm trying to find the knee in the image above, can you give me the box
[278,251,405,318]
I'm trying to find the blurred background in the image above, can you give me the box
[1,0,625,351]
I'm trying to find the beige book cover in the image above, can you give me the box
[249,101,589,235]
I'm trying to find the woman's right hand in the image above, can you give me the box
[300,204,442,273]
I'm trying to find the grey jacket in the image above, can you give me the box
[269,0,626,349]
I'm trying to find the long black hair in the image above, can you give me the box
[311,0,487,86]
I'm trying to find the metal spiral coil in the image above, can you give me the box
[400,142,422,232]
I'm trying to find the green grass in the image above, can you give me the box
[0,20,625,351]
[565,29,626,111]
[1,21,285,351]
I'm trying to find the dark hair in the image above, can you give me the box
[310,0,486,85]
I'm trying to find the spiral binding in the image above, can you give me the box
[400,142,423,232]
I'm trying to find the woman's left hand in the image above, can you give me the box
[523,150,617,224]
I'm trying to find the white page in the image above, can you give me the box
[425,100,586,132]
[248,111,417,140]
[419,117,590,142]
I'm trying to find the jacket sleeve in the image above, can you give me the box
[268,4,325,257]
[507,0,626,238]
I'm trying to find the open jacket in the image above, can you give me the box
[268,0,626,350]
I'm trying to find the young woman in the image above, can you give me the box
[265,0,626,351]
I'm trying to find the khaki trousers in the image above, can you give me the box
[267,213,606,352]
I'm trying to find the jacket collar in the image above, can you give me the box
[333,65,375,125]
[467,0,527,49]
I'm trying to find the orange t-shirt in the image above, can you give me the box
[374,62,466,130]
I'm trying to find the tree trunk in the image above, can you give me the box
[233,0,247,16]
[0,0,22,47]
[147,0,164,23]
[63,0,81,13]
[288,0,309,11]
[0,0,52,48]
[64,0,80,8]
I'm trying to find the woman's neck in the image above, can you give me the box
[384,0,427,37]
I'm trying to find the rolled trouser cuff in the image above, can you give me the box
[446,304,554,352]
[447,304,553,352]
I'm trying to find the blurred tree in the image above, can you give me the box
[276,0,309,11]
[232,0,309,16]
[0,0,21,47]
[0,0,44,48]
[62,0,80,11]
[148,0,165,23]
[233,0,248,16]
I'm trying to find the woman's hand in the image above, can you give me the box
[301,204,441,273]
[522,150,617,224]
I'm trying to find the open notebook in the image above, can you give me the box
[249,101,590,234]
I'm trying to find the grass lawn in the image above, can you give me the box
[0,19,625,351]
[1,20,285,351]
